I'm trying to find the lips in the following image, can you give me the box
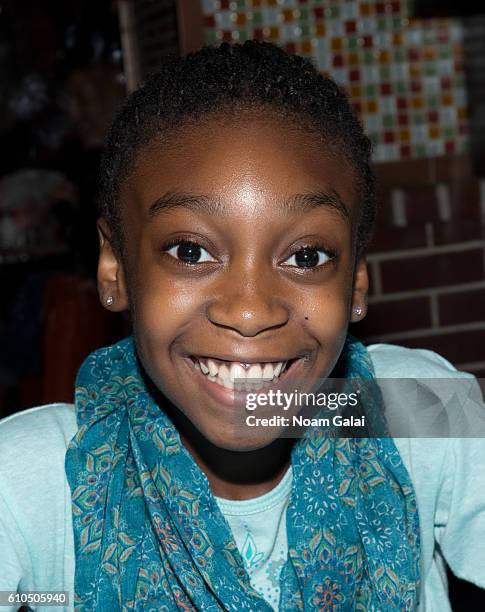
[189,355,299,391]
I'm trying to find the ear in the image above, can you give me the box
[97,218,129,311]
[350,256,369,323]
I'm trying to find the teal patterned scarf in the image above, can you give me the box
[65,335,420,611]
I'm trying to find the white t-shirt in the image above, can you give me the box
[0,343,485,611]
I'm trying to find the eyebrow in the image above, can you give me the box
[147,189,350,222]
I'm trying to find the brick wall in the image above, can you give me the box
[352,154,485,377]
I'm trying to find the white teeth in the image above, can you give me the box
[262,363,274,381]
[247,364,263,379]
[274,362,284,377]
[194,356,289,389]
[200,361,209,374]
[222,376,234,389]
[218,363,230,380]
[207,359,218,377]
[229,363,246,382]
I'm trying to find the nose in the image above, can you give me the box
[206,265,290,337]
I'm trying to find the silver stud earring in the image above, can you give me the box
[353,305,363,317]
[106,296,114,306]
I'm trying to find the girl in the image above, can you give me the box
[1,41,484,611]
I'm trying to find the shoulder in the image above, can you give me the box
[0,403,77,458]
[366,342,473,379]
[0,403,77,504]
[0,405,77,594]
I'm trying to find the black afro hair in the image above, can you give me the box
[99,40,376,260]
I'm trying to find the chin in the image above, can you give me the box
[204,429,282,453]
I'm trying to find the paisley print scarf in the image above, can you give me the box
[65,335,420,610]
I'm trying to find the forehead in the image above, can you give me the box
[121,111,358,223]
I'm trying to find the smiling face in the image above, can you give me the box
[98,109,369,452]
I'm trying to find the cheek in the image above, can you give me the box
[131,272,202,354]
[302,290,350,372]
[301,284,351,331]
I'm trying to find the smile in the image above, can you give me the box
[190,356,300,391]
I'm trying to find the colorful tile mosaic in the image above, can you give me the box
[201,0,469,162]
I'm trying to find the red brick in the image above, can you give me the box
[380,83,392,95]
[397,328,485,365]
[445,141,455,155]
[375,187,394,226]
[373,154,473,189]
[435,154,474,182]
[351,296,431,337]
[408,48,420,61]
[380,249,484,293]
[350,69,361,82]
[441,76,452,89]
[438,288,485,326]
[368,224,427,253]
[345,20,357,33]
[433,220,485,245]
[400,145,412,159]
[405,185,439,224]
[352,101,362,114]
[373,158,430,188]
[449,181,481,219]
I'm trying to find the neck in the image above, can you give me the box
[163,400,295,501]
[183,432,294,500]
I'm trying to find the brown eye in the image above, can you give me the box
[282,247,333,268]
[165,240,216,264]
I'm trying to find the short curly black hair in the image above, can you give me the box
[99,40,376,260]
